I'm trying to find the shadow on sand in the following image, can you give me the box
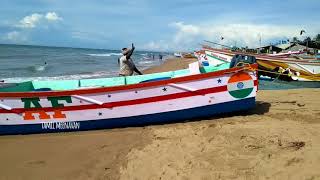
[135,101,272,128]
[186,101,271,123]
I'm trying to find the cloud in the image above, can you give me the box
[143,21,320,51]
[17,12,62,28]
[141,40,170,52]
[4,31,27,42]
[18,13,43,28]
[45,12,63,21]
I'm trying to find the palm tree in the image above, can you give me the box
[314,34,320,42]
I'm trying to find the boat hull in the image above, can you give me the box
[0,66,258,135]
[0,97,255,135]
[257,59,320,81]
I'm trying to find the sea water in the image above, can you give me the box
[0,44,168,83]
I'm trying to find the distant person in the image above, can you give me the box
[159,54,163,61]
[118,43,143,76]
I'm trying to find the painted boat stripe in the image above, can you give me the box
[229,88,254,99]
[0,80,258,114]
[205,53,229,63]
[0,98,256,135]
[227,80,254,92]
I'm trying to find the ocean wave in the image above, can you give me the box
[33,65,47,72]
[1,71,117,83]
[86,53,122,57]
[137,60,155,65]
[0,65,48,73]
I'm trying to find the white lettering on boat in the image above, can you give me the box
[41,122,80,130]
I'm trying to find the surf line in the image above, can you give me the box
[42,121,80,130]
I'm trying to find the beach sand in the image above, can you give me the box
[1,58,320,180]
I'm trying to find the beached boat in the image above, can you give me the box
[204,50,232,65]
[182,53,195,59]
[174,52,182,57]
[0,63,258,135]
[195,50,230,69]
[203,47,320,81]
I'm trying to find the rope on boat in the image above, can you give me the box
[234,62,299,79]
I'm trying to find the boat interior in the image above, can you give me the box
[0,63,230,92]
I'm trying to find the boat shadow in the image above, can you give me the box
[183,101,271,123]
[127,101,272,129]
[238,101,271,116]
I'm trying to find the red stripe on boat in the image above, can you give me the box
[0,81,258,114]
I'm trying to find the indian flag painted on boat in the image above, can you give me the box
[227,72,254,99]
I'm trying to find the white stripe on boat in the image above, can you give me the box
[0,102,12,111]
[71,95,104,105]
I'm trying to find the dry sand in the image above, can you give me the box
[0,58,320,180]
[142,57,197,74]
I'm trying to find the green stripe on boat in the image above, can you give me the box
[228,88,254,99]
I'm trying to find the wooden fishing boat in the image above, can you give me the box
[0,63,258,135]
[203,47,320,81]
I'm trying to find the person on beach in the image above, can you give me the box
[118,43,143,76]
[159,54,163,61]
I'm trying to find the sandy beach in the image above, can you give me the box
[0,58,320,180]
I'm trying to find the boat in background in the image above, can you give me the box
[203,46,320,81]
[0,62,258,135]
[266,50,304,58]
[174,52,182,58]
[182,53,195,58]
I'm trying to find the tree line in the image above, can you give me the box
[292,34,320,49]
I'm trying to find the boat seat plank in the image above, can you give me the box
[80,77,125,88]
[32,80,79,91]
[125,71,174,85]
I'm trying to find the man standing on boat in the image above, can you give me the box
[118,43,143,76]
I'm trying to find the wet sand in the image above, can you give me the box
[1,58,320,180]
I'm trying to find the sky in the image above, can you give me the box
[0,0,319,51]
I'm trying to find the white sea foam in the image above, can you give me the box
[34,65,46,71]
[138,60,155,65]
[86,53,122,57]
[2,71,117,83]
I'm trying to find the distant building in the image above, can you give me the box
[279,42,319,54]
[257,45,282,54]
[279,43,307,53]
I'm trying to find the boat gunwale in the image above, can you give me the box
[0,64,258,98]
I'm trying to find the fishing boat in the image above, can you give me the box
[0,63,258,135]
[195,50,230,69]
[174,52,182,57]
[203,47,320,81]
